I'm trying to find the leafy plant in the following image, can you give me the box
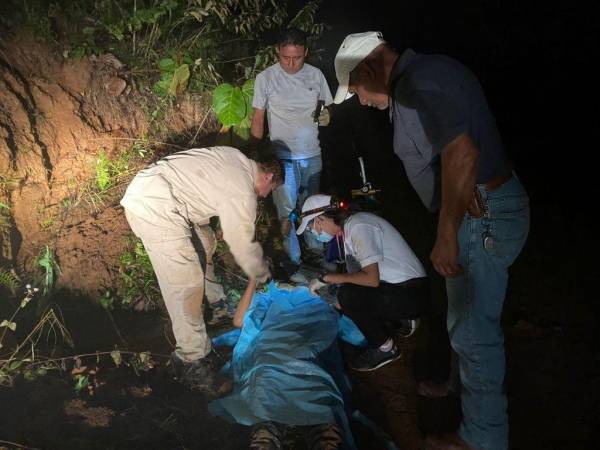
[95,147,141,192]
[0,284,72,386]
[153,56,191,97]
[0,268,20,293]
[118,239,161,310]
[37,245,61,295]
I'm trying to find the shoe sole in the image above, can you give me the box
[351,352,402,372]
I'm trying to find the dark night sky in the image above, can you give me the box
[309,0,597,206]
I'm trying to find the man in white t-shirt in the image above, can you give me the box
[297,194,429,371]
[251,28,333,276]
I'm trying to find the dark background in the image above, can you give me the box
[311,0,596,208]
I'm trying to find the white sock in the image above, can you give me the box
[378,338,394,352]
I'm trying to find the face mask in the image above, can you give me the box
[310,228,334,243]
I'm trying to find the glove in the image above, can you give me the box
[317,106,331,126]
[309,277,327,296]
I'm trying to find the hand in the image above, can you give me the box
[309,278,327,296]
[317,106,331,126]
[430,233,463,278]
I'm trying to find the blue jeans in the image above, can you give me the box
[272,155,322,264]
[446,175,529,450]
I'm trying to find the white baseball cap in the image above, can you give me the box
[333,31,386,104]
[296,194,332,235]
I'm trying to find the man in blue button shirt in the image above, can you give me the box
[332,32,530,450]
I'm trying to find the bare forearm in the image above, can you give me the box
[233,279,257,328]
[250,109,265,140]
[438,133,479,238]
[323,263,379,288]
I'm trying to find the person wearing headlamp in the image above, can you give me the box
[297,194,428,372]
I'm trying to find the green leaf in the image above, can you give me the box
[242,78,255,105]
[212,83,246,127]
[168,64,190,96]
[0,201,10,210]
[8,359,23,371]
[158,58,178,73]
[0,320,16,331]
[74,374,89,392]
[110,350,122,367]
[153,72,172,97]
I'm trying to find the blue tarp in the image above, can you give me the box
[209,282,367,449]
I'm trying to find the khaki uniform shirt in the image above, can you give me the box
[121,146,270,281]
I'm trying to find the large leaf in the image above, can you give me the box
[212,83,246,127]
[153,72,172,96]
[168,64,190,96]
[242,78,255,106]
[158,57,178,73]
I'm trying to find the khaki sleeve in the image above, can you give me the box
[218,195,270,282]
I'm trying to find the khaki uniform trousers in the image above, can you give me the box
[124,209,222,361]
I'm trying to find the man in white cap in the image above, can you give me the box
[297,194,428,371]
[332,32,530,450]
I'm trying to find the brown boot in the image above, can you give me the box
[424,432,474,450]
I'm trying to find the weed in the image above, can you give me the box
[118,239,161,310]
[0,268,20,294]
[37,245,61,295]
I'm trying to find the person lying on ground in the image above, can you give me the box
[297,194,429,372]
[120,146,283,397]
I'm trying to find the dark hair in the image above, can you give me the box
[322,206,355,227]
[278,27,307,48]
[255,152,284,186]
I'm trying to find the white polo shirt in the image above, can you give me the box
[343,212,426,284]
[253,62,332,160]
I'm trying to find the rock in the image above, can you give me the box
[105,77,127,97]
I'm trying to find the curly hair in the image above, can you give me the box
[255,152,285,186]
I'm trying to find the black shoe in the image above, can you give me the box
[350,345,401,371]
[396,318,420,338]
[170,350,231,397]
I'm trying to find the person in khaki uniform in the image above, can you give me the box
[120,146,283,395]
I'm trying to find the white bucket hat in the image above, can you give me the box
[296,194,332,235]
[333,31,386,104]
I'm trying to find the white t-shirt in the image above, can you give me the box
[253,63,333,160]
[343,212,426,284]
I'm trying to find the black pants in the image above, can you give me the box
[338,277,429,348]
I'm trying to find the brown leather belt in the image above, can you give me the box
[467,173,512,218]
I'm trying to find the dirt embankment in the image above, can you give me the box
[0,32,218,299]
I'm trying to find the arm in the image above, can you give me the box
[322,263,380,288]
[233,278,257,328]
[250,107,266,140]
[219,195,270,282]
[431,132,479,277]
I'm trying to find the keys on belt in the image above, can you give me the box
[466,173,512,218]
